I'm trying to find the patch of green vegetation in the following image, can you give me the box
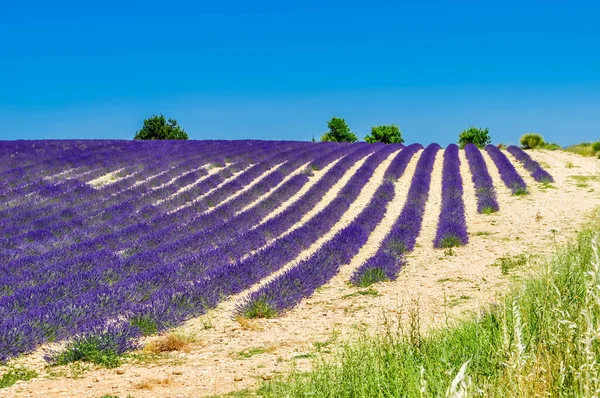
[443,247,455,256]
[312,340,333,353]
[436,276,472,284]
[124,352,186,366]
[241,296,278,319]
[472,231,492,236]
[234,347,271,360]
[513,187,529,196]
[257,221,600,397]
[0,366,37,388]
[447,295,472,308]
[481,206,497,214]
[353,268,389,287]
[539,181,556,189]
[342,288,380,299]
[492,254,528,275]
[293,353,316,360]
[439,235,462,248]
[565,142,600,157]
[49,336,125,368]
[571,175,600,183]
[129,315,158,336]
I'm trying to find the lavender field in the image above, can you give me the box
[0,140,555,365]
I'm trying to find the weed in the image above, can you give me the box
[134,377,173,390]
[0,366,37,388]
[492,254,528,275]
[235,315,264,331]
[234,347,274,360]
[342,288,380,299]
[444,247,455,256]
[144,332,195,354]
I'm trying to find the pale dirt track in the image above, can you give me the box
[3,149,600,398]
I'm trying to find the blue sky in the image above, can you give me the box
[1,0,599,145]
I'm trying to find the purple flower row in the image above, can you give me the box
[433,144,468,248]
[464,144,499,213]
[507,145,554,183]
[349,144,422,286]
[485,145,528,195]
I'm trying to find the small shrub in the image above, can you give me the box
[520,133,545,149]
[458,127,491,149]
[364,125,404,144]
[541,142,561,150]
[45,325,140,368]
[496,143,507,150]
[592,141,600,152]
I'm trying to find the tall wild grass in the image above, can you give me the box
[259,221,600,397]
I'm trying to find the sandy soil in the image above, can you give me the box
[3,149,600,398]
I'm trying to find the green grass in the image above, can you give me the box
[241,296,277,319]
[438,235,463,248]
[342,288,380,298]
[352,268,389,287]
[0,366,37,389]
[492,253,528,275]
[257,219,600,397]
[565,142,600,157]
[234,347,271,360]
[50,336,124,368]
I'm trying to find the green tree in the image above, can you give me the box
[458,126,491,149]
[520,133,545,149]
[134,115,189,140]
[321,117,358,142]
[364,125,404,144]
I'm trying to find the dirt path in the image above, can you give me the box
[4,150,600,398]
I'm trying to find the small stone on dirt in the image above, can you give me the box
[261,374,273,380]
[234,375,243,382]
[172,370,183,375]
[116,369,125,375]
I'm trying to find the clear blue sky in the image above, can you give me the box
[1,0,599,145]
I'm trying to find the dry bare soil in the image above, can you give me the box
[3,149,600,398]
